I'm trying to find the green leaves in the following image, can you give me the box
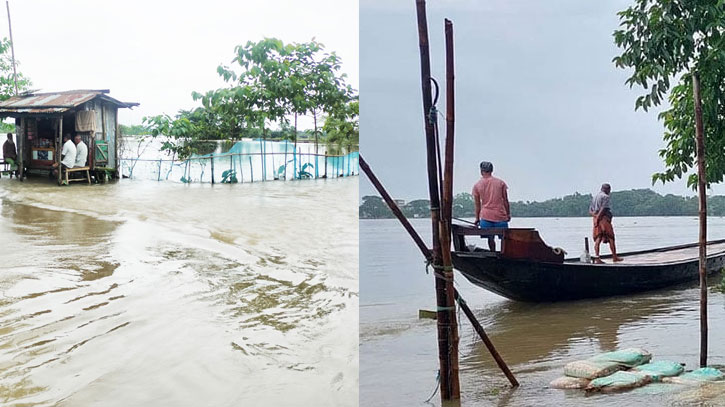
[144,38,356,161]
[614,0,725,190]
[0,37,31,100]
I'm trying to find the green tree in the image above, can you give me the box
[323,99,359,155]
[613,1,725,188]
[359,195,393,219]
[119,124,151,136]
[0,38,30,100]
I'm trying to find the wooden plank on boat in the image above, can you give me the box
[606,242,725,265]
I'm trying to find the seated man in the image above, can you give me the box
[52,134,76,178]
[73,135,88,168]
[3,133,17,173]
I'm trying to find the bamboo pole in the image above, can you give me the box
[6,0,18,96]
[454,291,519,386]
[693,71,708,368]
[57,117,62,185]
[359,154,519,387]
[415,0,459,400]
[439,17,460,398]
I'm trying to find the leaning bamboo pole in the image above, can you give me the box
[415,0,459,400]
[693,71,708,368]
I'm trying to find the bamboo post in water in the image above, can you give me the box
[693,71,708,368]
[415,0,459,400]
[360,154,519,387]
[211,155,215,184]
[6,0,18,96]
[438,17,461,398]
[249,155,254,182]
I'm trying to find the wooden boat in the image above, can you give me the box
[451,224,725,302]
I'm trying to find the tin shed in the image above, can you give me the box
[0,89,138,182]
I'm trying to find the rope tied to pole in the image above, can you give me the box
[423,369,441,403]
[425,261,454,282]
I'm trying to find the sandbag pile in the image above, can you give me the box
[549,348,724,393]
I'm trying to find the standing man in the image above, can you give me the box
[589,183,623,263]
[73,135,88,168]
[3,133,17,174]
[472,161,511,251]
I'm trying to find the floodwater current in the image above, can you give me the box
[0,176,358,406]
[361,217,725,407]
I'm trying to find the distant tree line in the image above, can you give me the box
[360,189,725,219]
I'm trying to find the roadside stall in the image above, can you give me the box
[0,89,138,184]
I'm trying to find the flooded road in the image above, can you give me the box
[0,176,358,406]
[361,217,725,407]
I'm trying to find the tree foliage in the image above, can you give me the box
[119,124,151,136]
[0,38,31,101]
[612,0,725,189]
[323,99,359,154]
[144,38,356,161]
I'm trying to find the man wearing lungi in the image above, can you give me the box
[589,183,623,263]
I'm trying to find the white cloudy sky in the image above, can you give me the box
[3,0,358,128]
[360,0,725,201]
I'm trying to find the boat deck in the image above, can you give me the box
[573,242,725,265]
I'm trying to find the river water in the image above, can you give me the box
[361,217,725,406]
[0,176,358,406]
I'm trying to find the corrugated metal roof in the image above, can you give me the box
[0,90,138,115]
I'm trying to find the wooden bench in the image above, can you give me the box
[65,166,91,184]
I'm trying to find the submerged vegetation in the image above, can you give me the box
[143,38,358,160]
[360,189,725,219]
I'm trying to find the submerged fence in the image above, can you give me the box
[119,139,359,183]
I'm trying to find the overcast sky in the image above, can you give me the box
[360,0,724,202]
[3,0,358,129]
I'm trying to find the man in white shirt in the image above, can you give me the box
[52,134,76,177]
[74,135,88,167]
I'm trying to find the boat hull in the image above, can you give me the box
[452,250,725,302]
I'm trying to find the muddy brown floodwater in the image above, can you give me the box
[361,217,725,407]
[0,176,358,407]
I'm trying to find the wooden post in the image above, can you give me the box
[360,154,519,387]
[415,0,459,400]
[693,71,708,368]
[438,17,461,398]
[210,155,215,184]
[114,108,119,178]
[57,117,62,185]
[17,117,23,179]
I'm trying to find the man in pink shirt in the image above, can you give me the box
[472,161,511,251]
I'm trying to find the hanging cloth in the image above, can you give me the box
[75,110,96,132]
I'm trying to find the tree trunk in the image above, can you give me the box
[693,71,708,368]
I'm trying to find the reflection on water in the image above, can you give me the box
[361,218,725,407]
[0,176,358,407]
